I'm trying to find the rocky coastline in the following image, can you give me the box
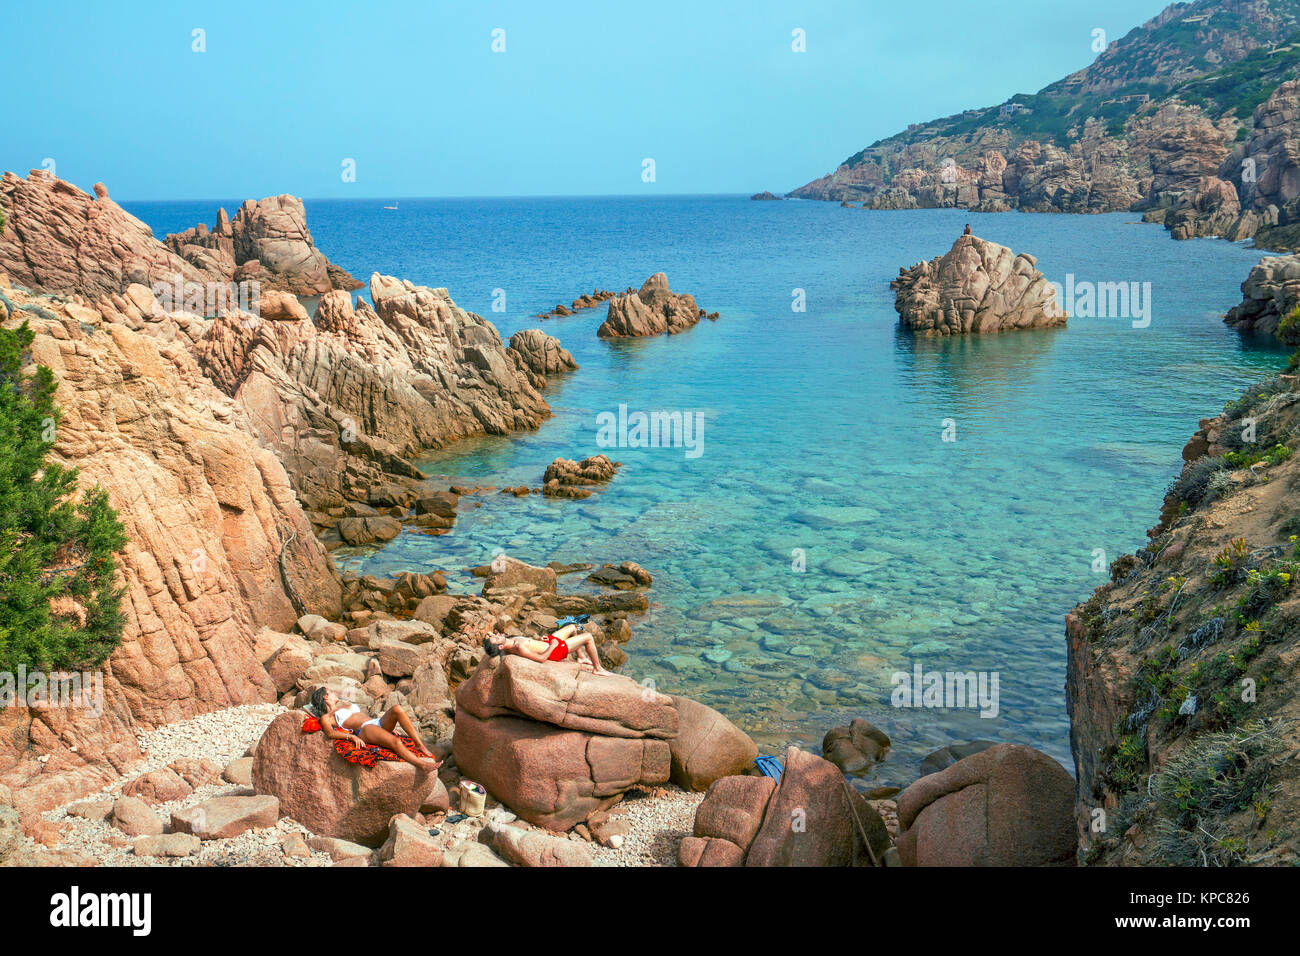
[6,150,1299,869]
[786,1,1300,254]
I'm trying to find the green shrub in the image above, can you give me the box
[0,321,128,672]
[1168,455,1229,508]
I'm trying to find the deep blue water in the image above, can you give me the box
[128,195,1287,786]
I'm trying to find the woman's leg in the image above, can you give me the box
[379,705,432,755]
[360,724,440,771]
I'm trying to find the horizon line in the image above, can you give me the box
[117,191,795,204]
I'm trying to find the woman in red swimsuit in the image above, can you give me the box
[483,622,611,674]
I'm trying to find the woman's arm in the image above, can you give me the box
[320,713,362,744]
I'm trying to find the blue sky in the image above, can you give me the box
[7,0,1173,200]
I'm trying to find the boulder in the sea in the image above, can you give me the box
[508,328,578,386]
[598,273,712,337]
[821,718,892,774]
[895,743,1075,866]
[542,454,620,498]
[1224,252,1300,344]
[891,234,1065,334]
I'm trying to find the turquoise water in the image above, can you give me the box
[131,197,1288,786]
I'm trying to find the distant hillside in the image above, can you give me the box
[790,0,1300,247]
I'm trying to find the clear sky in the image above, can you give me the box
[7,0,1174,200]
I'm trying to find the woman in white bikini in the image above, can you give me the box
[308,687,441,773]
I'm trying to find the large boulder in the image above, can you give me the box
[507,328,578,385]
[892,234,1065,335]
[378,814,444,867]
[895,743,1075,867]
[456,656,678,739]
[744,747,863,867]
[452,710,669,830]
[669,695,756,790]
[681,747,888,867]
[251,711,446,847]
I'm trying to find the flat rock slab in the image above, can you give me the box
[456,655,678,739]
[133,833,201,858]
[171,795,280,840]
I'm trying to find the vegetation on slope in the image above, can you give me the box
[0,320,127,672]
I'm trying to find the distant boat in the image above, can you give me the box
[384,201,399,210]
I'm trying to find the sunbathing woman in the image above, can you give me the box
[309,687,441,773]
[484,621,612,675]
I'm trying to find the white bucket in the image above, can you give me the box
[459,780,487,816]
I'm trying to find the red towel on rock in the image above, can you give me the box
[301,714,423,767]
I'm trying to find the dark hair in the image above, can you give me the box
[483,635,503,658]
[308,686,328,715]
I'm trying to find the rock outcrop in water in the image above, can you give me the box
[597,273,716,338]
[1224,251,1300,343]
[507,328,578,388]
[892,233,1065,334]
[542,454,620,499]
[164,196,363,295]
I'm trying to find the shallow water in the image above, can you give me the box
[130,196,1290,785]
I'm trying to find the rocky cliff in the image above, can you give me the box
[0,173,575,812]
[192,273,551,534]
[164,196,362,295]
[1224,249,1300,341]
[892,233,1065,334]
[0,173,359,298]
[0,278,340,813]
[1067,373,1300,865]
[1157,79,1300,248]
[791,0,1300,248]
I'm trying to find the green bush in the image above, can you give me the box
[0,321,127,672]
